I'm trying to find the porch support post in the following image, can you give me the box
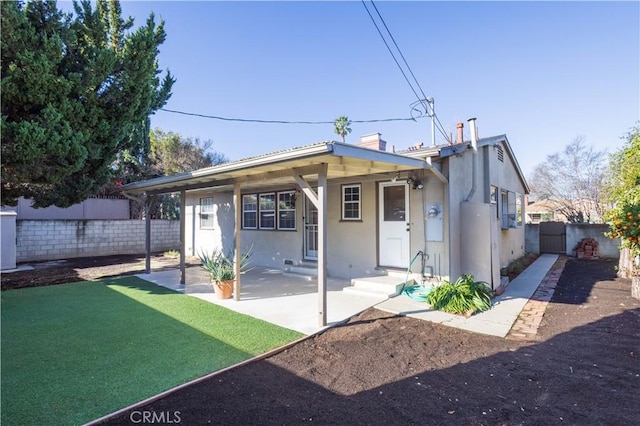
[233,182,242,301]
[144,194,157,274]
[180,190,186,285]
[317,163,328,327]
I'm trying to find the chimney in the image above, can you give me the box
[467,117,477,148]
[456,122,464,144]
[356,133,387,151]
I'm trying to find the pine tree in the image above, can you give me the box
[1,0,175,207]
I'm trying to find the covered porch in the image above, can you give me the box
[122,140,447,328]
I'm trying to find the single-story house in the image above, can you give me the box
[122,118,529,326]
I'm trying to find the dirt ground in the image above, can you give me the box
[0,253,199,290]
[3,256,639,425]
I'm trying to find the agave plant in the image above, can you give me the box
[198,247,252,284]
[426,274,492,315]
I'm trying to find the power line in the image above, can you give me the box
[370,1,429,108]
[360,1,422,103]
[362,0,451,143]
[159,108,423,124]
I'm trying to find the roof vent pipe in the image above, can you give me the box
[456,122,464,144]
[465,117,478,202]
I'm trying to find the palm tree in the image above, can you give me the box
[333,116,352,143]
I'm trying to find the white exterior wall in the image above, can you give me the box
[443,141,527,287]
[326,179,378,278]
[485,144,527,269]
[183,171,448,280]
[445,153,472,281]
[15,220,179,262]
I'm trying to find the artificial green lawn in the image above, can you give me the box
[1,277,302,425]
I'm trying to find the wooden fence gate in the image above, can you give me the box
[539,221,566,254]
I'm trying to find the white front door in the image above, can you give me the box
[378,182,410,268]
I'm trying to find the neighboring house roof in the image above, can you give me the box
[527,199,564,214]
[398,134,530,194]
[122,140,446,195]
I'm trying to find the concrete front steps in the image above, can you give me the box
[344,270,421,298]
[282,263,423,298]
[282,263,317,281]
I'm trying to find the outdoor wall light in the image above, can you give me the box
[413,180,424,190]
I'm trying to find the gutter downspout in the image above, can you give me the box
[465,117,478,202]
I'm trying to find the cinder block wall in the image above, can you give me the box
[566,224,620,258]
[525,223,620,258]
[16,220,180,262]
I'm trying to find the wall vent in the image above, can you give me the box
[497,146,504,162]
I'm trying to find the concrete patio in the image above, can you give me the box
[136,254,559,337]
[137,266,389,335]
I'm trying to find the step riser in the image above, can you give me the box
[283,265,318,277]
[343,286,398,298]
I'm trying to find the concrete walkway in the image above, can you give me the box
[376,254,560,337]
[137,253,561,338]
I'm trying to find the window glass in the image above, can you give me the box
[516,193,523,226]
[242,194,257,229]
[342,184,361,220]
[259,193,276,229]
[383,185,405,221]
[200,197,215,229]
[278,191,296,230]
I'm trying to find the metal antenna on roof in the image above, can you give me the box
[426,97,435,146]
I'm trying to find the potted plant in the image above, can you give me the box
[198,248,252,299]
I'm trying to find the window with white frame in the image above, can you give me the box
[242,194,257,229]
[342,184,361,220]
[200,197,215,229]
[278,191,296,230]
[259,193,276,229]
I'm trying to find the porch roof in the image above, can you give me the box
[121,140,441,195]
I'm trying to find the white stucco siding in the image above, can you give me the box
[445,141,528,286]
[185,192,236,257]
[410,174,448,279]
[326,180,378,278]
[446,153,474,281]
[183,168,450,280]
[486,142,527,268]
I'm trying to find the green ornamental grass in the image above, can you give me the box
[1,277,302,425]
[426,274,493,315]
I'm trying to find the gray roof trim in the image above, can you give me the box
[121,140,432,194]
[121,141,333,192]
[401,134,529,194]
[437,134,530,194]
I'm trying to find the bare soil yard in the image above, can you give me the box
[3,257,639,424]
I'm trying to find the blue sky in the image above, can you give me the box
[62,1,639,178]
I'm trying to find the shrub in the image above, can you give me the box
[504,253,539,280]
[426,274,492,315]
[606,201,640,256]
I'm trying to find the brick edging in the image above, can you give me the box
[506,256,568,341]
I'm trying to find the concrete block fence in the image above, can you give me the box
[525,223,620,258]
[16,220,180,263]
